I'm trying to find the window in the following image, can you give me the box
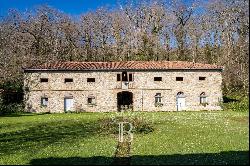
[199,77,206,80]
[176,77,183,81]
[65,78,73,83]
[129,73,133,81]
[154,77,162,81]
[40,78,48,82]
[41,97,48,107]
[155,93,162,103]
[87,78,95,82]
[155,93,163,107]
[117,74,121,81]
[87,95,95,105]
[200,97,207,104]
[88,98,93,104]
[122,71,128,81]
[200,92,207,105]
[119,72,133,81]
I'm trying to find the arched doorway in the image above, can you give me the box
[117,91,133,111]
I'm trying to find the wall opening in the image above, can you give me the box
[40,78,48,82]
[87,78,95,82]
[122,71,128,81]
[176,91,186,111]
[64,97,74,112]
[176,77,183,81]
[154,77,162,81]
[117,91,133,111]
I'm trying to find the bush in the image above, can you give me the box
[0,79,25,115]
[222,95,249,112]
[0,102,24,115]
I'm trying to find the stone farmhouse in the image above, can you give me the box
[23,61,223,113]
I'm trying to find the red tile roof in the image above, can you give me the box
[24,61,223,71]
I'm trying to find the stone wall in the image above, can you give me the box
[24,70,223,113]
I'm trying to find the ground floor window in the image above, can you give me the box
[200,97,207,103]
[155,93,163,107]
[41,97,48,107]
[87,95,96,105]
[200,92,208,106]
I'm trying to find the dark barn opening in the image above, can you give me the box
[117,91,133,111]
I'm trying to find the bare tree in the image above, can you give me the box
[0,0,248,94]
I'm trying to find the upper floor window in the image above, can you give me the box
[65,78,73,83]
[199,77,206,81]
[176,77,183,81]
[122,71,128,81]
[87,78,95,82]
[41,97,48,107]
[117,74,121,81]
[154,77,162,81]
[129,73,133,81]
[40,78,48,82]
[118,72,133,82]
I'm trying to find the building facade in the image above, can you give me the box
[24,61,223,113]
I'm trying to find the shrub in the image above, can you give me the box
[222,95,249,112]
[0,80,24,115]
[0,100,24,115]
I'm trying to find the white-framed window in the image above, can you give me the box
[155,93,162,103]
[200,92,207,104]
[41,97,48,107]
[155,93,163,107]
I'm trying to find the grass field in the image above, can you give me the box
[0,109,248,165]
[0,113,117,165]
[130,111,249,165]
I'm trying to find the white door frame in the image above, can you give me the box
[64,98,74,112]
[176,96,186,111]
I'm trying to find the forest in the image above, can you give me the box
[0,0,249,96]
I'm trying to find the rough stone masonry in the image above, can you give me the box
[23,61,223,113]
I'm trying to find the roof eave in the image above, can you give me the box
[23,68,223,72]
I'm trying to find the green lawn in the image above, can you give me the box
[0,111,248,165]
[130,111,249,165]
[0,113,117,165]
